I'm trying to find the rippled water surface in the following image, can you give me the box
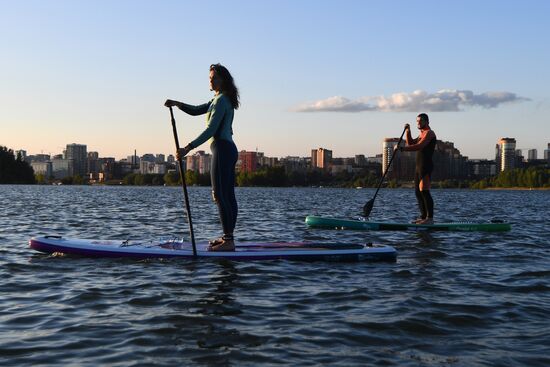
[1,185,549,366]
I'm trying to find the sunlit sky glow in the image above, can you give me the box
[1,0,549,160]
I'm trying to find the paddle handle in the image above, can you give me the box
[169,106,197,257]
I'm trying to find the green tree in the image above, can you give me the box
[123,173,136,185]
[236,171,250,186]
[35,173,47,184]
[151,174,164,185]
[481,167,550,188]
[163,171,180,186]
[387,179,399,188]
[61,176,74,185]
[134,174,146,185]
[73,175,85,185]
[185,170,198,185]
[0,146,36,184]
[288,171,306,186]
[263,166,287,186]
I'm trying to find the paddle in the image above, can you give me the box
[362,126,407,218]
[169,106,197,257]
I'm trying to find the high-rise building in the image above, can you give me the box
[65,144,87,177]
[311,149,317,168]
[198,153,211,174]
[87,151,99,174]
[141,154,156,163]
[238,151,259,173]
[311,148,332,169]
[382,138,399,175]
[15,150,27,161]
[382,138,467,180]
[26,154,50,163]
[354,155,367,167]
[98,157,116,181]
[367,154,383,165]
[496,138,516,171]
[258,155,279,168]
[186,151,211,174]
[279,156,307,173]
[544,143,550,162]
[156,154,166,163]
[432,141,468,180]
[186,155,198,172]
[516,149,524,162]
[127,154,140,168]
[52,158,74,179]
[468,159,497,178]
[140,161,167,175]
[527,149,537,161]
[31,161,52,178]
[329,158,353,174]
[382,138,415,179]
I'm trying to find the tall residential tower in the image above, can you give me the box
[496,138,516,171]
[65,143,87,177]
[311,148,332,170]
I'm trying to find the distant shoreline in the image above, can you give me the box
[3,183,550,191]
[483,187,550,191]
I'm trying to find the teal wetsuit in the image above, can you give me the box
[178,94,238,238]
[179,94,234,149]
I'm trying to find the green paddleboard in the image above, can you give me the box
[305,216,511,232]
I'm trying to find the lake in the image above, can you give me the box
[0,185,548,366]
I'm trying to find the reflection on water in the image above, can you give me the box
[0,185,549,366]
[200,261,240,317]
[415,231,437,245]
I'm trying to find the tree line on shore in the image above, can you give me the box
[0,146,35,184]
[120,165,550,189]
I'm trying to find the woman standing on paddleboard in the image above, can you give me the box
[165,63,239,251]
[396,113,437,224]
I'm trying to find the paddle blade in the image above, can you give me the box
[363,200,374,217]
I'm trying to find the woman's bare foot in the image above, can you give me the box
[208,239,235,252]
[208,237,224,246]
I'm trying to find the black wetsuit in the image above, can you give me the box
[414,135,436,219]
[210,139,238,237]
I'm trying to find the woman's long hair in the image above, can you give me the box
[210,63,240,110]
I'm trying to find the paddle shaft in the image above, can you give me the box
[169,106,197,257]
[370,127,407,203]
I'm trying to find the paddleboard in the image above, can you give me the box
[29,236,397,262]
[305,216,511,232]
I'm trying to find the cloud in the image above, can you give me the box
[293,89,529,112]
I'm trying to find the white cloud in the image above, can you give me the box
[293,89,529,112]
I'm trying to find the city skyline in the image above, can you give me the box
[12,135,549,162]
[1,1,549,160]
[22,138,547,184]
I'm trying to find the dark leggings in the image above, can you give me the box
[414,173,434,219]
[210,140,238,237]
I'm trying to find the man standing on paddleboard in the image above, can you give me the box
[396,113,437,224]
[165,63,239,251]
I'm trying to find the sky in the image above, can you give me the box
[1,0,549,160]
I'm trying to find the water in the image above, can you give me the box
[1,185,549,366]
